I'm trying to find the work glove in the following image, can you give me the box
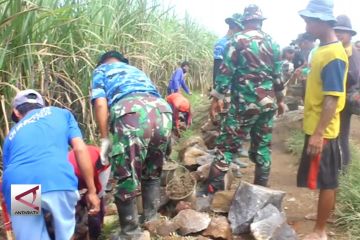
[100,138,111,166]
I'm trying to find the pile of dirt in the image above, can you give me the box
[166,175,196,200]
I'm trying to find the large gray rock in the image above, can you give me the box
[250,204,297,240]
[228,182,286,234]
[173,209,211,235]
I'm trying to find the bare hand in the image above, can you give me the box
[86,192,100,216]
[277,101,286,116]
[307,133,324,157]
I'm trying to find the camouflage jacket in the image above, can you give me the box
[212,29,284,103]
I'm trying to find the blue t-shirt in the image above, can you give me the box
[2,107,81,211]
[91,62,160,106]
[214,36,229,60]
[167,68,190,95]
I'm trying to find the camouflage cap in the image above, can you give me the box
[225,13,244,29]
[242,4,266,22]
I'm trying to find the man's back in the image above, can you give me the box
[2,106,80,210]
[92,62,160,106]
[217,29,281,105]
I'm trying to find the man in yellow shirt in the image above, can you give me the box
[298,0,348,239]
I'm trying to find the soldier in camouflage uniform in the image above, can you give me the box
[91,51,172,239]
[208,5,286,190]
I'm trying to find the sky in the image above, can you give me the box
[162,0,360,47]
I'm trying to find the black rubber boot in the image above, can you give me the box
[206,162,227,193]
[254,164,270,187]
[113,198,143,240]
[141,178,161,223]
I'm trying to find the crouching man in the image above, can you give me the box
[91,51,172,239]
[2,89,100,240]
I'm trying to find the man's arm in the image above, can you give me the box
[179,72,191,94]
[71,137,100,214]
[94,98,109,139]
[307,96,339,156]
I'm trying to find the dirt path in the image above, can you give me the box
[238,116,358,240]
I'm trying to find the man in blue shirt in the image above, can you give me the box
[2,89,100,240]
[92,51,172,239]
[213,13,243,88]
[167,61,191,95]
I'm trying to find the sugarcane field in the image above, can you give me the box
[2,0,360,239]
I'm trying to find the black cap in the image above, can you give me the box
[97,51,129,67]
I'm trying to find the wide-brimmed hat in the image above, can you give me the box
[242,4,266,22]
[299,0,336,22]
[333,15,357,36]
[225,13,243,29]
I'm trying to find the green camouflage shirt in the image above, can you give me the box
[213,29,284,103]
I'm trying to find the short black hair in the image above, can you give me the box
[12,103,44,123]
[97,51,129,67]
[181,61,190,68]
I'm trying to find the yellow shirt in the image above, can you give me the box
[303,41,348,139]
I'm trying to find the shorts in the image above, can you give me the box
[11,190,79,240]
[297,135,342,190]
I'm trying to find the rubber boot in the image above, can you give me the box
[254,164,270,187]
[141,178,160,223]
[113,198,143,240]
[206,162,227,193]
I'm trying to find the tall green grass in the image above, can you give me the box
[336,144,360,239]
[0,0,216,154]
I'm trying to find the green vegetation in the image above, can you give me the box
[336,144,360,239]
[286,129,304,157]
[0,0,216,153]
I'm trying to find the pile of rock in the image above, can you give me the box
[228,182,298,239]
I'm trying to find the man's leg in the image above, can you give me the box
[314,190,336,236]
[207,103,257,192]
[339,106,352,171]
[249,110,276,186]
[111,112,148,237]
[142,108,172,222]
[42,191,80,240]
[11,213,51,240]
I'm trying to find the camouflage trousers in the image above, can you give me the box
[214,100,276,173]
[109,93,173,201]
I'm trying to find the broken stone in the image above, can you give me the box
[198,237,211,240]
[156,220,179,236]
[178,137,207,154]
[251,205,297,240]
[173,209,211,235]
[144,219,179,237]
[144,219,162,234]
[253,204,279,223]
[228,182,286,234]
[181,146,208,167]
[196,163,211,181]
[211,191,235,213]
[196,195,212,212]
[203,216,232,240]
[203,130,219,149]
[175,201,194,213]
[196,154,215,166]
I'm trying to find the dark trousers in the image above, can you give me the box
[340,105,352,170]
